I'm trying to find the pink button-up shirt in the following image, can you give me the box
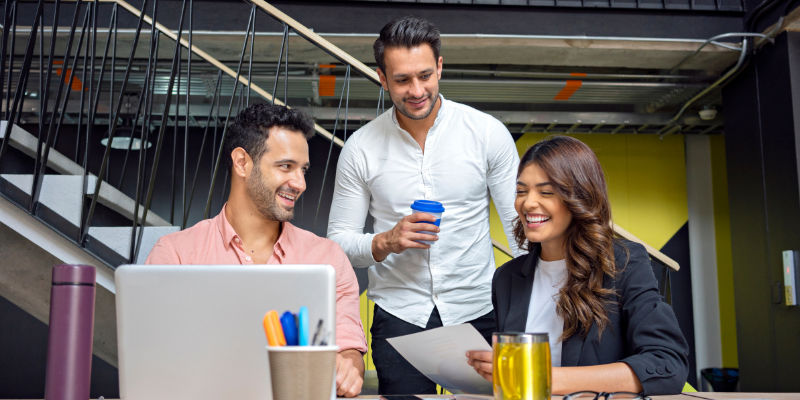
[145,205,367,353]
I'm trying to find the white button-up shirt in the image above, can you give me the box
[327,96,522,328]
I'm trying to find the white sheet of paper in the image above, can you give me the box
[386,323,494,395]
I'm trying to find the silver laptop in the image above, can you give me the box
[115,264,337,400]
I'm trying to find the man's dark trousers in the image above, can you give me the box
[370,305,495,395]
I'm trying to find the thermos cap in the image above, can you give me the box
[493,332,549,344]
[52,264,96,285]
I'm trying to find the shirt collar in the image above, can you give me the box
[215,203,291,257]
[215,203,239,251]
[273,222,292,258]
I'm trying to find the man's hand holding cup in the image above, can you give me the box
[371,200,445,262]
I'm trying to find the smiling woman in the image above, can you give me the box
[466,135,690,396]
[512,136,616,343]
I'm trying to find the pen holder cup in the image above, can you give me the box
[266,345,339,400]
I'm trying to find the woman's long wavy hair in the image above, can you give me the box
[513,135,619,341]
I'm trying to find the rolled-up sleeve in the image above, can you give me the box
[618,243,690,395]
[327,139,377,268]
[331,243,368,353]
[485,118,523,258]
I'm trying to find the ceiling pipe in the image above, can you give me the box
[658,5,798,138]
[657,37,750,138]
[669,32,766,74]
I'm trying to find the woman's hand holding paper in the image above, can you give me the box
[466,350,494,382]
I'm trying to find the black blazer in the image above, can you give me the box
[492,240,690,395]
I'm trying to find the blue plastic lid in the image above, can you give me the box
[411,200,445,213]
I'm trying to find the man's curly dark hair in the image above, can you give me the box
[224,103,314,169]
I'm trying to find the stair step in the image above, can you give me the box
[1,174,97,226]
[88,226,180,265]
[0,174,180,265]
[0,121,171,227]
[0,121,83,175]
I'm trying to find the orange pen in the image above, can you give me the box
[263,310,287,346]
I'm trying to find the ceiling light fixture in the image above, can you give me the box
[100,128,152,150]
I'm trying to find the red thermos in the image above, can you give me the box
[44,265,96,400]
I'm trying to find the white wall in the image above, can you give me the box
[685,135,723,385]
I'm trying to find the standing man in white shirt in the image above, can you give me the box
[327,17,521,395]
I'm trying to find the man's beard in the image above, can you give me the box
[246,163,298,222]
[391,86,439,121]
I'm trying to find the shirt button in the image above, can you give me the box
[234,238,240,243]
[245,256,251,261]
[434,294,439,299]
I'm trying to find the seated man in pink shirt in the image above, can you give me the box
[146,104,367,397]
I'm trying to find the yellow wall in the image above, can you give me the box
[490,200,514,266]
[360,291,375,370]
[709,135,738,368]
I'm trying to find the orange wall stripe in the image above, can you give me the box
[319,75,336,97]
[554,79,582,101]
[570,72,587,77]
[319,64,336,68]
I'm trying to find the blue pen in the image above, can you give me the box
[298,306,310,346]
[280,311,299,346]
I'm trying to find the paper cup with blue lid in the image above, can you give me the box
[410,200,445,245]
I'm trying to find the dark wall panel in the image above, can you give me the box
[656,222,697,389]
[721,31,800,392]
[760,32,800,392]
[721,38,777,392]
[267,0,743,39]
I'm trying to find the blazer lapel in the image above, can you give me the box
[503,245,539,332]
[561,272,615,366]
[560,331,585,367]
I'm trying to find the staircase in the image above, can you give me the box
[0,121,180,368]
[1,121,178,265]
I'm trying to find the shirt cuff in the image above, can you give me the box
[337,322,368,354]
[355,233,378,268]
[620,355,679,392]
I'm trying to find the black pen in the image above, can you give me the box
[311,319,324,345]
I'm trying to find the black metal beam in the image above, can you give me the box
[16,0,744,40]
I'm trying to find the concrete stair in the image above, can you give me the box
[0,121,171,227]
[1,174,179,265]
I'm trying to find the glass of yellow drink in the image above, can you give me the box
[493,333,551,400]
